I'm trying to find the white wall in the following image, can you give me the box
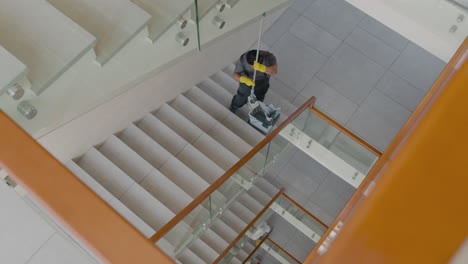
[38,7,286,162]
[346,0,468,62]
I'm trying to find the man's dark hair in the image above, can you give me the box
[246,50,264,65]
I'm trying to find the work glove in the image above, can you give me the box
[240,76,255,87]
[253,62,267,73]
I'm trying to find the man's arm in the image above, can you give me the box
[232,71,241,82]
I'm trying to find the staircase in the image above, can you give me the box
[66,66,298,263]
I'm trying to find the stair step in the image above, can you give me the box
[238,193,264,216]
[47,0,151,66]
[247,185,272,207]
[159,156,209,198]
[178,247,206,264]
[185,86,230,122]
[118,123,171,169]
[207,122,252,158]
[176,144,225,184]
[77,148,134,198]
[192,134,239,171]
[119,183,175,231]
[0,45,28,94]
[170,95,217,132]
[230,258,243,264]
[197,78,250,120]
[154,104,204,144]
[98,135,153,183]
[129,0,193,42]
[200,229,230,254]
[66,161,155,238]
[189,238,220,264]
[229,198,257,225]
[0,0,95,94]
[221,113,264,147]
[137,114,187,156]
[255,177,280,198]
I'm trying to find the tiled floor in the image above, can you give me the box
[262,0,445,151]
[255,0,447,262]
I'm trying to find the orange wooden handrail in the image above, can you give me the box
[265,237,302,264]
[150,97,316,243]
[304,38,468,263]
[0,111,174,264]
[213,188,285,264]
[309,106,383,157]
[281,193,329,229]
[241,234,269,264]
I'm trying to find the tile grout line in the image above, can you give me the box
[24,232,56,264]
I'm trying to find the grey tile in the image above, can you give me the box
[309,187,349,217]
[267,214,297,246]
[376,71,425,112]
[300,77,358,124]
[390,42,446,92]
[277,162,321,197]
[347,89,411,150]
[271,32,327,92]
[249,41,270,51]
[316,44,386,104]
[263,9,300,47]
[285,231,316,262]
[292,94,308,107]
[289,16,342,57]
[345,27,400,68]
[319,173,355,201]
[304,201,335,226]
[289,150,330,184]
[359,15,409,51]
[290,0,318,14]
[303,0,365,40]
[269,77,298,102]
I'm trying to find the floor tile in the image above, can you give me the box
[308,186,349,217]
[319,173,355,201]
[304,201,335,226]
[292,94,308,107]
[359,15,409,51]
[288,150,330,184]
[289,16,342,57]
[390,42,446,92]
[376,71,425,112]
[0,183,55,264]
[249,41,270,52]
[271,32,327,92]
[269,77,298,102]
[27,233,96,264]
[285,231,315,262]
[345,27,400,68]
[277,161,321,197]
[262,9,300,47]
[303,0,365,40]
[290,0,318,14]
[267,214,297,246]
[347,89,411,150]
[300,77,358,124]
[316,44,386,104]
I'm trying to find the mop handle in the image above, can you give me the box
[251,13,266,95]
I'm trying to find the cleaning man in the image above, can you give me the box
[229,49,278,113]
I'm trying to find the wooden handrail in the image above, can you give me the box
[281,193,329,229]
[150,97,316,243]
[266,237,302,264]
[309,106,383,157]
[304,37,468,263]
[241,234,269,264]
[213,188,286,264]
[0,111,174,264]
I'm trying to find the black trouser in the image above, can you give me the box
[230,79,270,110]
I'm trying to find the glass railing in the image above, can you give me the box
[248,238,301,264]
[150,97,315,260]
[0,0,292,141]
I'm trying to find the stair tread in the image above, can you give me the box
[189,238,220,264]
[129,0,193,42]
[178,247,206,264]
[99,135,153,183]
[0,0,95,94]
[137,114,188,156]
[193,134,239,171]
[176,144,225,184]
[66,161,155,238]
[77,148,134,198]
[47,0,151,65]
[154,104,204,144]
[185,86,231,122]
[118,123,171,169]
[119,182,175,231]
[0,45,27,93]
[170,94,218,132]
[207,122,252,158]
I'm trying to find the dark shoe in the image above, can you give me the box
[229,106,236,113]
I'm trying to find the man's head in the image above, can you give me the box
[246,50,264,65]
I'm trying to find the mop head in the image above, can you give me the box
[248,95,281,134]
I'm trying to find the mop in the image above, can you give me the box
[247,13,281,134]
